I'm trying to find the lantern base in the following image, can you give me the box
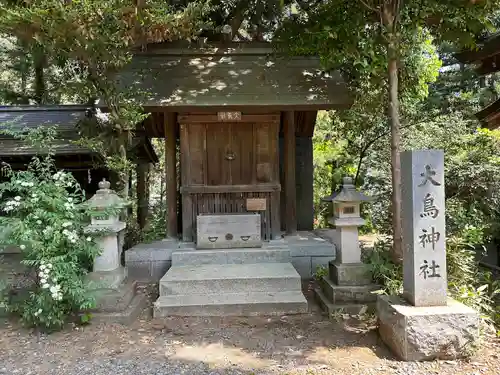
[329,261,372,286]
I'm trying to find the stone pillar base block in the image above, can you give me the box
[377,295,480,361]
[329,261,372,286]
[87,267,127,290]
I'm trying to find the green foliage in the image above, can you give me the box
[313,265,328,281]
[0,0,208,192]
[0,129,101,330]
[366,239,403,295]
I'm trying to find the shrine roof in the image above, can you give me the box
[0,105,92,156]
[0,105,158,163]
[476,97,500,129]
[113,41,353,110]
[455,33,500,75]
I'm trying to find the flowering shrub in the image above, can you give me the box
[0,152,101,330]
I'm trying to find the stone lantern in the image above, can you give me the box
[85,179,128,287]
[323,176,373,285]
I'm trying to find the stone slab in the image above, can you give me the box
[171,247,291,266]
[329,261,372,286]
[401,150,447,307]
[285,232,336,257]
[159,263,301,296]
[320,276,379,304]
[197,214,262,249]
[291,257,312,279]
[91,280,137,312]
[126,260,171,282]
[377,295,480,361]
[314,287,375,317]
[87,267,127,289]
[91,292,148,325]
[154,290,308,317]
[125,239,179,262]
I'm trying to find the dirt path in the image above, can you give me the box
[0,284,499,375]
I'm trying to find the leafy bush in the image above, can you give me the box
[0,129,101,330]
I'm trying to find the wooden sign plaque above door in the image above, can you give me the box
[218,111,242,121]
[246,198,267,211]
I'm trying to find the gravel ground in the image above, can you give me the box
[1,283,499,375]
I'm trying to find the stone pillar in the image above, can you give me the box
[377,150,479,361]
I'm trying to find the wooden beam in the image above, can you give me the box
[180,183,280,194]
[284,111,297,235]
[179,123,193,241]
[136,163,148,229]
[165,112,178,239]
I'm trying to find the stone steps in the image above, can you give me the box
[159,263,300,296]
[154,290,308,317]
[171,247,291,266]
[314,287,375,316]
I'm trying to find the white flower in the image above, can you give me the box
[40,278,47,284]
[70,238,76,244]
[37,308,42,314]
[49,285,60,294]
[42,283,49,289]
[86,237,92,242]
[34,311,39,317]
[32,193,37,198]
[61,221,72,227]
[19,244,26,250]
[16,180,22,184]
[14,196,21,201]
[67,197,73,202]
[40,264,46,270]
[36,220,42,225]
[21,181,28,187]
[27,182,34,187]
[38,271,45,277]
[46,263,52,269]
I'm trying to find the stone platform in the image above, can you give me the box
[153,240,308,317]
[125,231,337,281]
[378,295,480,361]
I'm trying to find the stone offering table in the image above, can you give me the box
[377,150,479,361]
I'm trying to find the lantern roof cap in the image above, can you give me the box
[321,177,372,202]
[86,179,128,210]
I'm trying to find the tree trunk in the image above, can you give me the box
[388,45,403,263]
[33,44,46,104]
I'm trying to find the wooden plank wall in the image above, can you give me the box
[178,112,281,242]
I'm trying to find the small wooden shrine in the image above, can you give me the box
[118,40,352,242]
[456,32,500,128]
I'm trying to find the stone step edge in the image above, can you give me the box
[154,290,308,307]
[314,287,375,317]
[160,263,300,282]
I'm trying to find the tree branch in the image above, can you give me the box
[359,0,379,13]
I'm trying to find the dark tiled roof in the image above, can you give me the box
[114,41,352,110]
[0,106,158,163]
[0,105,92,156]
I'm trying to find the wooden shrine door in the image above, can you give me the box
[178,113,281,242]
